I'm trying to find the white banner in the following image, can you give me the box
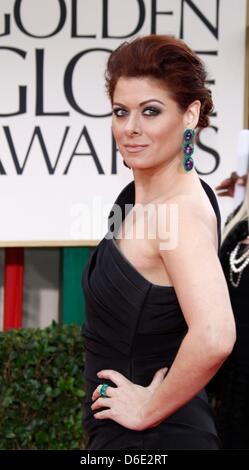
[0,0,247,245]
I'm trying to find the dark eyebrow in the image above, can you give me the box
[113,99,165,107]
[139,99,165,106]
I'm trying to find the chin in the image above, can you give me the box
[130,162,154,171]
[123,154,154,170]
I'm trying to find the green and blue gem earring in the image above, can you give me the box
[182,128,195,172]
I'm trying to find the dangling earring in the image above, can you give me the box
[182,128,195,172]
[123,160,131,169]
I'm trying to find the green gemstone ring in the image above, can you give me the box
[100,383,108,398]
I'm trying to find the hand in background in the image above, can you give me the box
[215,172,247,198]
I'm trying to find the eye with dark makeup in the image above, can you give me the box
[112,107,127,117]
[112,105,162,117]
[143,106,161,116]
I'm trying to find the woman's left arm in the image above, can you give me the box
[91,198,236,430]
[141,197,236,428]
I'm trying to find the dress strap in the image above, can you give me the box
[199,178,221,254]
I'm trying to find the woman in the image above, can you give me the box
[81,35,236,450]
[211,173,249,449]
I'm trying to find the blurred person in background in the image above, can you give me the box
[211,171,249,449]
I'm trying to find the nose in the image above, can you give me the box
[125,112,142,136]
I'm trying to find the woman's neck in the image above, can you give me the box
[132,159,198,205]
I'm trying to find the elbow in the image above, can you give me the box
[208,323,237,362]
[216,333,236,360]
[194,320,237,364]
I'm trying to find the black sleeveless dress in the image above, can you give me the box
[81,179,221,450]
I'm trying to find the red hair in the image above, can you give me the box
[105,35,213,128]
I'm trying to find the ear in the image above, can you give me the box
[183,100,201,130]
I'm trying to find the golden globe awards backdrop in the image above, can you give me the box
[0,0,247,245]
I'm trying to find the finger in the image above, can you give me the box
[92,384,116,401]
[91,397,112,411]
[97,369,129,387]
[149,367,168,390]
[94,409,113,420]
[92,385,105,402]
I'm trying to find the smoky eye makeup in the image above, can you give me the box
[112,103,164,117]
[142,106,162,116]
[112,107,128,117]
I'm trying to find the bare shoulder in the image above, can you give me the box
[157,192,217,254]
[157,193,233,332]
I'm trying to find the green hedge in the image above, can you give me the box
[0,322,86,450]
